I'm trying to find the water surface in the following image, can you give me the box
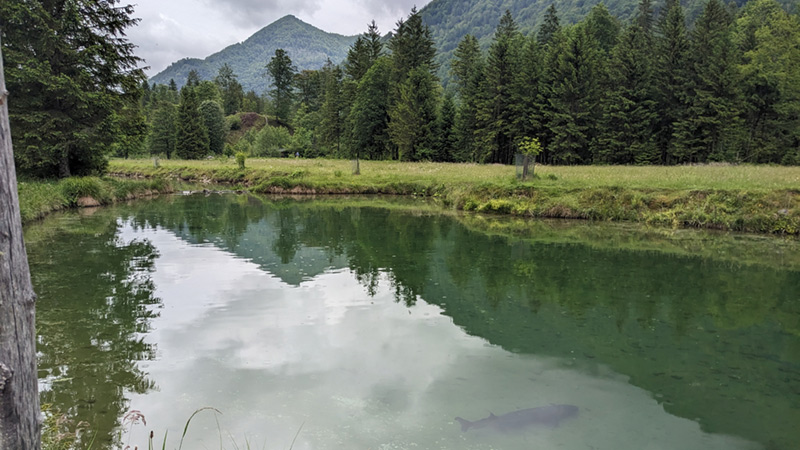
[27,194,800,449]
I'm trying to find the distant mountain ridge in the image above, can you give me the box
[152,0,784,92]
[149,15,357,92]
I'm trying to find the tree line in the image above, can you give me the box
[148,0,798,166]
[4,0,800,179]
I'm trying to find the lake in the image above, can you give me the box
[25,193,800,450]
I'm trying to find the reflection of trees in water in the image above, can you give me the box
[119,194,799,450]
[28,215,161,449]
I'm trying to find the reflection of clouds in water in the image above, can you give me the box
[123,225,761,450]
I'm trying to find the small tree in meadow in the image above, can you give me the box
[517,137,543,180]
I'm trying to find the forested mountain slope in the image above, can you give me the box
[417,0,786,81]
[150,15,357,92]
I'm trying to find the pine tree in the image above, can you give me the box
[655,0,692,163]
[476,10,524,164]
[436,94,458,162]
[389,7,438,79]
[214,63,244,115]
[200,100,226,155]
[349,57,392,160]
[186,70,201,87]
[543,26,603,164]
[538,4,562,47]
[596,23,658,164]
[388,67,440,161]
[266,49,297,122]
[175,86,209,159]
[148,102,177,158]
[450,35,484,162]
[2,0,145,177]
[584,3,621,55]
[345,21,384,82]
[320,62,345,156]
[511,36,546,145]
[388,7,440,160]
[673,0,742,162]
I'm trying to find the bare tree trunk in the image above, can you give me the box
[0,35,41,450]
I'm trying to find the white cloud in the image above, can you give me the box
[127,0,433,76]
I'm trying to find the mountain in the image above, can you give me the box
[149,15,358,93]
[418,0,678,82]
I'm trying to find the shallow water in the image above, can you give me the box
[27,194,800,450]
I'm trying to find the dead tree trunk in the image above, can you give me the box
[0,35,41,450]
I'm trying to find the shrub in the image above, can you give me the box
[252,125,292,157]
[235,152,246,170]
[59,177,107,205]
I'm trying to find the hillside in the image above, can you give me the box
[417,0,719,82]
[149,15,357,92]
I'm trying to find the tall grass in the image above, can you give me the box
[108,158,800,234]
[17,176,174,223]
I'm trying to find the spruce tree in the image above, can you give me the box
[349,57,392,160]
[655,0,692,163]
[2,0,145,177]
[538,5,562,47]
[475,10,523,164]
[436,94,458,162]
[673,0,742,162]
[596,23,658,164]
[543,26,603,164]
[266,49,297,122]
[388,67,440,161]
[389,8,438,78]
[345,21,384,82]
[584,3,621,55]
[387,7,440,160]
[200,100,226,155]
[320,62,345,156]
[148,102,177,158]
[176,86,209,159]
[450,35,484,162]
[511,36,547,146]
[214,63,244,115]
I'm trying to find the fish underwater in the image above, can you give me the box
[454,404,579,432]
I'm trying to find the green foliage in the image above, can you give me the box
[214,63,244,115]
[389,67,441,161]
[235,152,246,169]
[59,177,107,206]
[266,48,297,122]
[517,137,543,156]
[2,0,145,178]
[345,21,384,81]
[150,16,358,93]
[148,102,177,158]
[475,10,524,164]
[349,57,393,160]
[175,87,210,159]
[199,100,226,154]
[252,126,293,157]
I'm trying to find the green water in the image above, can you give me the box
[26,194,800,450]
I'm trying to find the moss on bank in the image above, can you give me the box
[17,176,174,224]
[108,158,800,235]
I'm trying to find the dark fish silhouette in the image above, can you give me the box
[455,404,578,432]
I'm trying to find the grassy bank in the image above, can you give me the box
[109,158,800,234]
[17,176,174,224]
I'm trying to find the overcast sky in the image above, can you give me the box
[127,0,433,76]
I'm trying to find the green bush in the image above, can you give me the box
[235,152,246,170]
[252,125,292,157]
[59,177,107,205]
